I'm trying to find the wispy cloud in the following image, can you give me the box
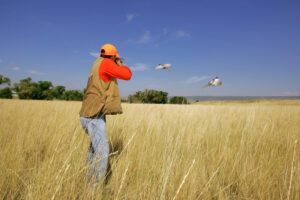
[185,76,211,84]
[11,66,20,71]
[283,91,300,96]
[174,30,191,40]
[137,31,151,44]
[162,28,191,40]
[126,13,137,23]
[130,63,149,71]
[90,52,99,58]
[27,70,44,75]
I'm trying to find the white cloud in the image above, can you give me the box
[126,13,136,23]
[27,70,44,75]
[130,63,149,71]
[174,30,191,40]
[11,66,20,71]
[283,91,300,96]
[90,52,99,58]
[185,76,211,84]
[137,31,151,44]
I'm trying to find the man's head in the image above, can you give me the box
[100,44,117,60]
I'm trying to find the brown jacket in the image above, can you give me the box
[79,57,124,117]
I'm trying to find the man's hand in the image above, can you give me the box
[115,58,123,66]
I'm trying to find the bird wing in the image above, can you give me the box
[155,65,163,69]
[203,80,213,88]
[163,64,171,67]
[166,67,173,73]
[202,84,209,88]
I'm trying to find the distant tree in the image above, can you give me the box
[14,77,37,99]
[128,92,142,103]
[52,86,66,100]
[13,78,54,100]
[0,75,12,99]
[121,98,128,103]
[7,76,86,101]
[64,90,83,101]
[128,95,134,103]
[0,75,11,86]
[0,87,12,99]
[128,89,168,104]
[169,96,188,104]
[37,81,53,100]
[38,81,52,91]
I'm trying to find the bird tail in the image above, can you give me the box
[167,68,173,73]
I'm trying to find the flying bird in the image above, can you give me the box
[203,77,222,88]
[154,64,173,73]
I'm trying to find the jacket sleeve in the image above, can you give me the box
[101,59,132,80]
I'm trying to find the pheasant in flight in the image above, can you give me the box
[203,77,222,88]
[154,64,173,73]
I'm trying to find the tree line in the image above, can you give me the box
[1,75,188,104]
[128,89,188,104]
[0,75,83,101]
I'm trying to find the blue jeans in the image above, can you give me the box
[80,114,109,181]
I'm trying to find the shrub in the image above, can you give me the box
[169,96,188,104]
[0,87,12,99]
[128,89,168,104]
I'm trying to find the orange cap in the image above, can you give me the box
[116,53,120,58]
[100,44,117,56]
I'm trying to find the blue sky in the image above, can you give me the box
[0,0,299,96]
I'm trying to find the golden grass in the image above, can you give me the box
[0,99,299,200]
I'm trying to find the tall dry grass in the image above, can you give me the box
[0,99,299,200]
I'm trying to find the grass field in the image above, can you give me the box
[0,99,299,200]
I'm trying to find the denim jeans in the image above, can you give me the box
[80,114,109,181]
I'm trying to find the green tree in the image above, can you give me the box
[0,75,11,86]
[128,94,140,103]
[0,75,12,99]
[14,77,37,99]
[128,91,143,103]
[52,86,66,99]
[13,78,54,100]
[64,90,83,101]
[0,87,12,99]
[128,89,168,104]
[170,96,188,104]
[37,81,53,100]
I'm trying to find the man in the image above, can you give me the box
[79,44,132,182]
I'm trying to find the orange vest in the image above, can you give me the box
[79,57,122,117]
